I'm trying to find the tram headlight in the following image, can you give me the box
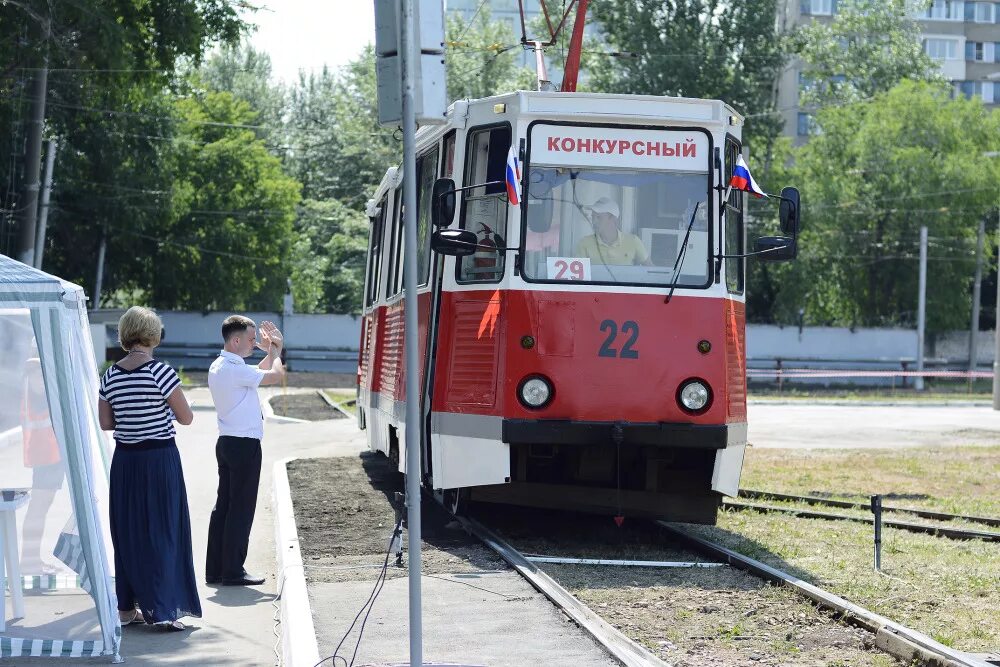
[677,379,711,413]
[518,375,553,409]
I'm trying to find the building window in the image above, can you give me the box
[801,0,834,15]
[926,0,962,19]
[797,112,813,136]
[974,2,995,22]
[955,80,975,98]
[925,38,958,59]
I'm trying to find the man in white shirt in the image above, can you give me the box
[206,316,286,586]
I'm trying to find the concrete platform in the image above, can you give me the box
[308,572,618,667]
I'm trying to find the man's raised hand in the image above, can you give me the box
[260,321,283,352]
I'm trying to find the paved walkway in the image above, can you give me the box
[748,402,1000,449]
[21,387,364,666]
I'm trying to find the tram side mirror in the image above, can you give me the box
[431,229,478,256]
[755,236,797,262]
[432,178,456,228]
[779,187,801,236]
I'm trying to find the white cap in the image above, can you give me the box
[590,196,620,217]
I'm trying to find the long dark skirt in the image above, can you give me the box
[110,438,202,623]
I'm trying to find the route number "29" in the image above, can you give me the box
[598,320,639,359]
[553,259,585,280]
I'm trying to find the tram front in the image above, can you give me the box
[430,98,800,523]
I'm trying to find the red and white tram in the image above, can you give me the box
[357,91,800,523]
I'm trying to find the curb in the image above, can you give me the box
[261,390,310,424]
[272,457,320,667]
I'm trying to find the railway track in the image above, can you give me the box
[725,492,1000,543]
[456,508,994,667]
[739,489,1000,528]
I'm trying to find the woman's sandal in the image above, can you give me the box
[119,609,144,625]
[158,620,185,632]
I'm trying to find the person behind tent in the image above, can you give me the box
[20,353,65,574]
[98,306,199,631]
[574,196,652,267]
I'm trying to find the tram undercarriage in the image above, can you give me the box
[465,441,723,524]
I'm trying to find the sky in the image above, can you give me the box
[244,2,377,84]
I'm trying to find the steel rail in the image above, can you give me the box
[457,516,670,667]
[722,499,1000,542]
[655,521,994,667]
[740,489,1000,528]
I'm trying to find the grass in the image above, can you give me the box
[749,379,994,402]
[687,444,1000,653]
[322,389,357,416]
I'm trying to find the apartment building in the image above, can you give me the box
[777,0,1000,144]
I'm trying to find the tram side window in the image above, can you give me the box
[387,186,404,298]
[724,140,745,294]
[416,147,440,286]
[365,194,388,308]
[458,125,511,283]
[441,131,456,178]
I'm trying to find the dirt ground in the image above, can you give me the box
[287,455,506,586]
[268,391,346,421]
[289,455,898,667]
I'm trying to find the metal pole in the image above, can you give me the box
[871,494,882,571]
[400,0,423,664]
[969,219,985,387]
[995,184,1000,409]
[34,138,57,269]
[93,226,107,310]
[916,226,927,391]
[15,21,50,266]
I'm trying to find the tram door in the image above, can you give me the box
[424,123,514,491]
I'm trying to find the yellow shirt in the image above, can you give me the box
[574,232,649,265]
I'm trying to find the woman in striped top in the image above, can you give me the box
[98,306,201,631]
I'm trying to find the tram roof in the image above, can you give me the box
[367,90,743,213]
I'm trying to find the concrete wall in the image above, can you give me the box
[89,310,996,375]
[747,325,919,363]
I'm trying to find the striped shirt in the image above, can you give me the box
[99,360,181,444]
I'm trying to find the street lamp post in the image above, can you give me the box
[986,150,1000,409]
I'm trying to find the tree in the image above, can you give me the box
[152,90,300,310]
[0,0,245,297]
[197,44,287,148]
[791,0,939,108]
[777,81,999,332]
[288,199,368,314]
[445,7,535,102]
[587,0,786,151]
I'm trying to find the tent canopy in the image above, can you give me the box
[0,254,119,660]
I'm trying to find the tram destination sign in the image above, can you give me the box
[530,124,709,171]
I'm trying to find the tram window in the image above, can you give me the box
[724,139,745,294]
[387,186,404,298]
[441,131,456,178]
[416,147,439,286]
[365,194,388,308]
[458,124,511,283]
[522,166,710,287]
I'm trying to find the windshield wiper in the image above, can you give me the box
[664,201,699,304]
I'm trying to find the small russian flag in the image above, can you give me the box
[729,155,765,198]
[505,145,521,206]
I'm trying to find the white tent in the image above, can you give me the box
[0,254,119,660]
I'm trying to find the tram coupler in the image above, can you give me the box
[871,494,883,571]
[391,494,406,567]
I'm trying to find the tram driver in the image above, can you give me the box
[574,196,652,266]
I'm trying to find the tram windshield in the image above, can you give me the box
[522,125,712,287]
[522,168,710,286]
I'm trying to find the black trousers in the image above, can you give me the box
[206,435,262,580]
